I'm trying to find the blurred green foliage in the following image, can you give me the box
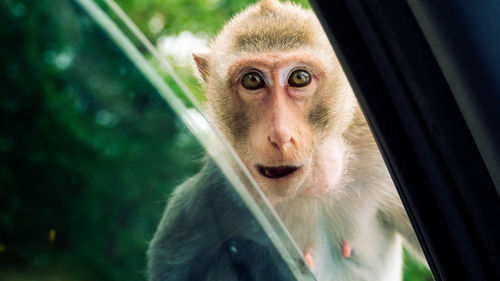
[0,0,431,280]
[0,0,204,279]
[117,0,310,39]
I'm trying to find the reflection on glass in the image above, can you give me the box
[77,0,315,280]
[0,0,433,280]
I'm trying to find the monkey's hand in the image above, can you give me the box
[304,249,314,270]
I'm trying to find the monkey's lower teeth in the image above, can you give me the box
[258,165,298,179]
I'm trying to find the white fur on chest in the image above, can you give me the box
[311,215,403,281]
[275,181,403,281]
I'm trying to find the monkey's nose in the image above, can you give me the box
[268,133,294,152]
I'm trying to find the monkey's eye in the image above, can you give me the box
[288,69,311,87]
[241,72,265,90]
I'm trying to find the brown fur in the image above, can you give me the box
[308,102,333,132]
[214,91,252,144]
[233,11,314,52]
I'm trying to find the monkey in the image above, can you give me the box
[147,0,428,280]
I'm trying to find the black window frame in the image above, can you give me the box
[310,0,500,280]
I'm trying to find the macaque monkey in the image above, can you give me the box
[148,0,427,280]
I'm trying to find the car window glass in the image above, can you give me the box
[0,0,432,280]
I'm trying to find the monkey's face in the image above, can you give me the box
[210,50,350,203]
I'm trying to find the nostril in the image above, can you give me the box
[268,134,279,146]
[268,134,293,152]
[268,138,280,151]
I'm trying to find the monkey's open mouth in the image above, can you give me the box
[256,165,301,179]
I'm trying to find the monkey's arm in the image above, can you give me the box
[147,162,240,281]
[147,161,299,281]
[381,193,428,264]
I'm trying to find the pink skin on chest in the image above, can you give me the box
[304,240,352,270]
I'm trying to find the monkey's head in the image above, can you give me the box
[194,0,360,203]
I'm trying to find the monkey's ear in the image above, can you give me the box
[193,53,210,82]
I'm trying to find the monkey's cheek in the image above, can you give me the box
[300,149,344,197]
[300,181,332,197]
